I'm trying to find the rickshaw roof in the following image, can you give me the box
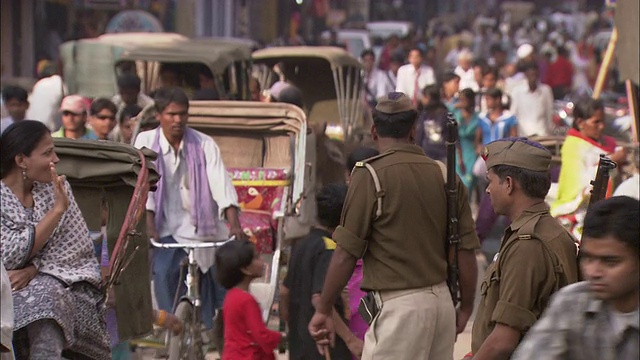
[252,46,362,69]
[120,38,252,74]
[53,137,159,188]
[61,33,252,75]
[187,100,306,136]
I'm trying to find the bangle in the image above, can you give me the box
[155,310,167,327]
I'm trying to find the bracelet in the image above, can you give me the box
[155,310,167,327]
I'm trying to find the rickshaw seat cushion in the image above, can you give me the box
[226,167,289,255]
[230,210,275,254]
[227,167,289,216]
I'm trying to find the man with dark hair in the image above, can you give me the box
[361,49,386,108]
[1,85,29,134]
[280,183,362,359]
[309,92,480,359]
[510,62,554,137]
[470,137,579,360]
[193,65,220,101]
[134,87,247,331]
[513,196,639,360]
[112,73,154,112]
[88,98,117,140]
[396,47,436,105]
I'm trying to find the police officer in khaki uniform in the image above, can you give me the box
[470,138,579,359]
[308,92,480,360]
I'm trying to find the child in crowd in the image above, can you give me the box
[117,104,142,144]
[0,85,29,134]
[216,240,284,360]
[280,183,363,360]
[344,147,379,349]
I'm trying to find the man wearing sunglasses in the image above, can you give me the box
[52,95,98,140]
[88,98,118,140]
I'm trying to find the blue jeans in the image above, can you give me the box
[152,236,227,329]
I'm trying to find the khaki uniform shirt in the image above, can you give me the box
[471,202,579,353]
[334,143,480,291]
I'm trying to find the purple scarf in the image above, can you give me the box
[152,127,218,237]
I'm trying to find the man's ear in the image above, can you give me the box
[371,124,378,141]
[409,124,417,143]
[505,175,515,195]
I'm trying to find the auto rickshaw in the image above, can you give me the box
[60,33,254,101]
[252,46,365,141]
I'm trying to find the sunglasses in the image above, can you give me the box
[62,110,82,117]
[95,114,116,120]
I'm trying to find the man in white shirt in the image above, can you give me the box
[134,87,246,329]
[510,62,554,137]
[455,49,479,92]
[396,47,436,105]
[361,49,387,107]
[26,73,65,132]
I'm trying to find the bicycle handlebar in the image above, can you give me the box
[149,236,236,249]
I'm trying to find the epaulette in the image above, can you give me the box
[352,152,393,221]
[322,236,337,250]
[354,150,395,168]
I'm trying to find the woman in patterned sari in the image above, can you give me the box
[0,120,109,360]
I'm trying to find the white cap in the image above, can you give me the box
[517,44,534,59]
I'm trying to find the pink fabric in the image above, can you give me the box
[346,260,368,346]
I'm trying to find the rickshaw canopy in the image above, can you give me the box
[60,33,253,99]
[252,46,363,140]
[186,100,307,209]
[53,138,159,341]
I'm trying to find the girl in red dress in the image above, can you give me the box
[215,240,284,360]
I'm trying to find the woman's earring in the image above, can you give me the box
[22,168,27,181]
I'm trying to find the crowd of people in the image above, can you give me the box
[1,4,638,360]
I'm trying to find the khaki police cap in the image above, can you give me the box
[375,92,415,114]
[482,138,552,172]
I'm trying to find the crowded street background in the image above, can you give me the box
[1,0,639,359]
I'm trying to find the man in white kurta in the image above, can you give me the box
[135,87,245,328]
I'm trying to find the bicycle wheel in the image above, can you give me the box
[168,301,205,360]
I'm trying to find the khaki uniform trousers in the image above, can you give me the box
[362,282,455,360]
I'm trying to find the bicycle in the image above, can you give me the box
[150,236,235,360]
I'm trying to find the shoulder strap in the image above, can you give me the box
[358,159,447,221]
[516,214,566,288]
[435,160,447,185]
[361,163,385,220]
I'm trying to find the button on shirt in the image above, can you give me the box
[512,281,639,360]
[395,64,436,103]
[135,128,239,270]
[510,82,554,137]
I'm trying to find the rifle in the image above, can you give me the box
[577,154,617,280]
[588,154,617,207]
[445,112,461,307]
